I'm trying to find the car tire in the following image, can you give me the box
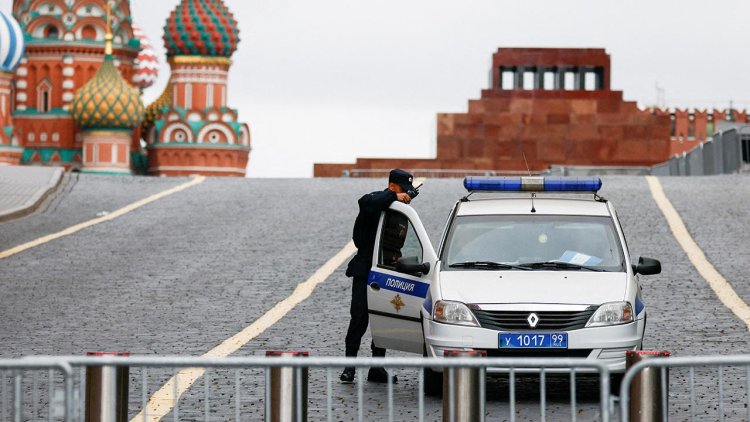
[423,367,443,397]
[610,374,624,396]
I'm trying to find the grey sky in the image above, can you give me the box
[3,0,749,176]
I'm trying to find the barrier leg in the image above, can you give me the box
[84,352,128,422]
[442,350,485,422]
[626,350,670,422]
[265,351,308,422]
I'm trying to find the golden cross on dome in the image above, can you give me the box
[105,3,113,55]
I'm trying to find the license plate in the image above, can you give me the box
[499,333,568,349]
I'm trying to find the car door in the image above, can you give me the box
[367,201,437,354]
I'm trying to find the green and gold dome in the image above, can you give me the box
[71,55,144,130]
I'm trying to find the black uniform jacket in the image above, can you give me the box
[345,189,397,279]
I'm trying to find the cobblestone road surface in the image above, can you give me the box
[1,175,748,420]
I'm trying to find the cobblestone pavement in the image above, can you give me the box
[1,175,749,420]
[0,166,63,222]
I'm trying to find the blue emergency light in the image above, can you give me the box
[463,176,602,193]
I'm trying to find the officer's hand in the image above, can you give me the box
[396,193,411,204]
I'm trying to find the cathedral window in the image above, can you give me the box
[81,25,97,40]
[37,81,53,113]
[44,25,60,39]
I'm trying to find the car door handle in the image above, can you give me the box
[370,282,380,291]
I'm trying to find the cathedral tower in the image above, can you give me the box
[12,0,140,169]
[145,0,251,177]
[70,10,143,174]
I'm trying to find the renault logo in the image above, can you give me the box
[527,313,539,328]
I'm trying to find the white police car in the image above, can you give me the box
[365,176,660,390]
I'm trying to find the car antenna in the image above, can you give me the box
[522,152,536,213]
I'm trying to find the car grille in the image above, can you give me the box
[472,308,596,331]
[478,349,594,358]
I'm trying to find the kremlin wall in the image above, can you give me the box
[314,48,748,177]
[0,0,250,176]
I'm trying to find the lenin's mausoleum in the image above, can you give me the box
[314,48,747,177]
[0,0,250,176]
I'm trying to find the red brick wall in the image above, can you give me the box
[315,48,672,177]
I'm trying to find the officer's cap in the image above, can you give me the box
[389,169,415,193]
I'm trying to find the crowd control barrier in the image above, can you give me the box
[0,355,612,422]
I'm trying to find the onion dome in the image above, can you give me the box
[141,79,172,135]
[163,0,240,58]
[132,25,159,89]
[0,10,25,72]
[71,55,144,130]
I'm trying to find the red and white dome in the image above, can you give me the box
[132,24,159,90]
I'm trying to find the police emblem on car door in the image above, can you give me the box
[367,202,437,354]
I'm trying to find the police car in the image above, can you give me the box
[365,176,660,392]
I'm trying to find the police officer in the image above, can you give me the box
[340,169,417,384]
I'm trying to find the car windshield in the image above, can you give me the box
[442,215,625,272]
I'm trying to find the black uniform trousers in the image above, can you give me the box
[344,276,386,357]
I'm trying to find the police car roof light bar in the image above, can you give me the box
[463,176,602,193]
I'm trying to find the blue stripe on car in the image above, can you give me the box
[635,292,645,315]
[423,290,432,315]
[368,270,429,298]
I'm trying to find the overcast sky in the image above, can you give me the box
[4,0,750,177]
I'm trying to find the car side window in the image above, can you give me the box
[378,210,423,271]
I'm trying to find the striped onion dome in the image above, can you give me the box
[132,24,159,89]
[71,54,144,130]
[163,0,240,58]
[0,10,25,72]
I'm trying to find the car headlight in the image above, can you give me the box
[586,301,634,327]
[433,301,479,326]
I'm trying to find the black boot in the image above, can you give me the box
[340,367,356,384]
[367,367,398,384]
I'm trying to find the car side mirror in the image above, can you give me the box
[632,256,661,275]
[396,256,430,276]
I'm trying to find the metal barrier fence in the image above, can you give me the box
[10,354,750,421]
[0,357,74,421]
[1,355,612,422]
[650,128,745,176]
[621,354,750,422]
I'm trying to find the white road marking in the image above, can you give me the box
[130,241,357,422]
[0,176,207,260]
[646,175,750,330]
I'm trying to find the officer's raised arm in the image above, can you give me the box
[358,189,398,213]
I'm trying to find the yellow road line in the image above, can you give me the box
[646,175,750,329]
[0,176,207,261]
[130,241,358,422]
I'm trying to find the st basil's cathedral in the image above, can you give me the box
[0,0,251,177]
